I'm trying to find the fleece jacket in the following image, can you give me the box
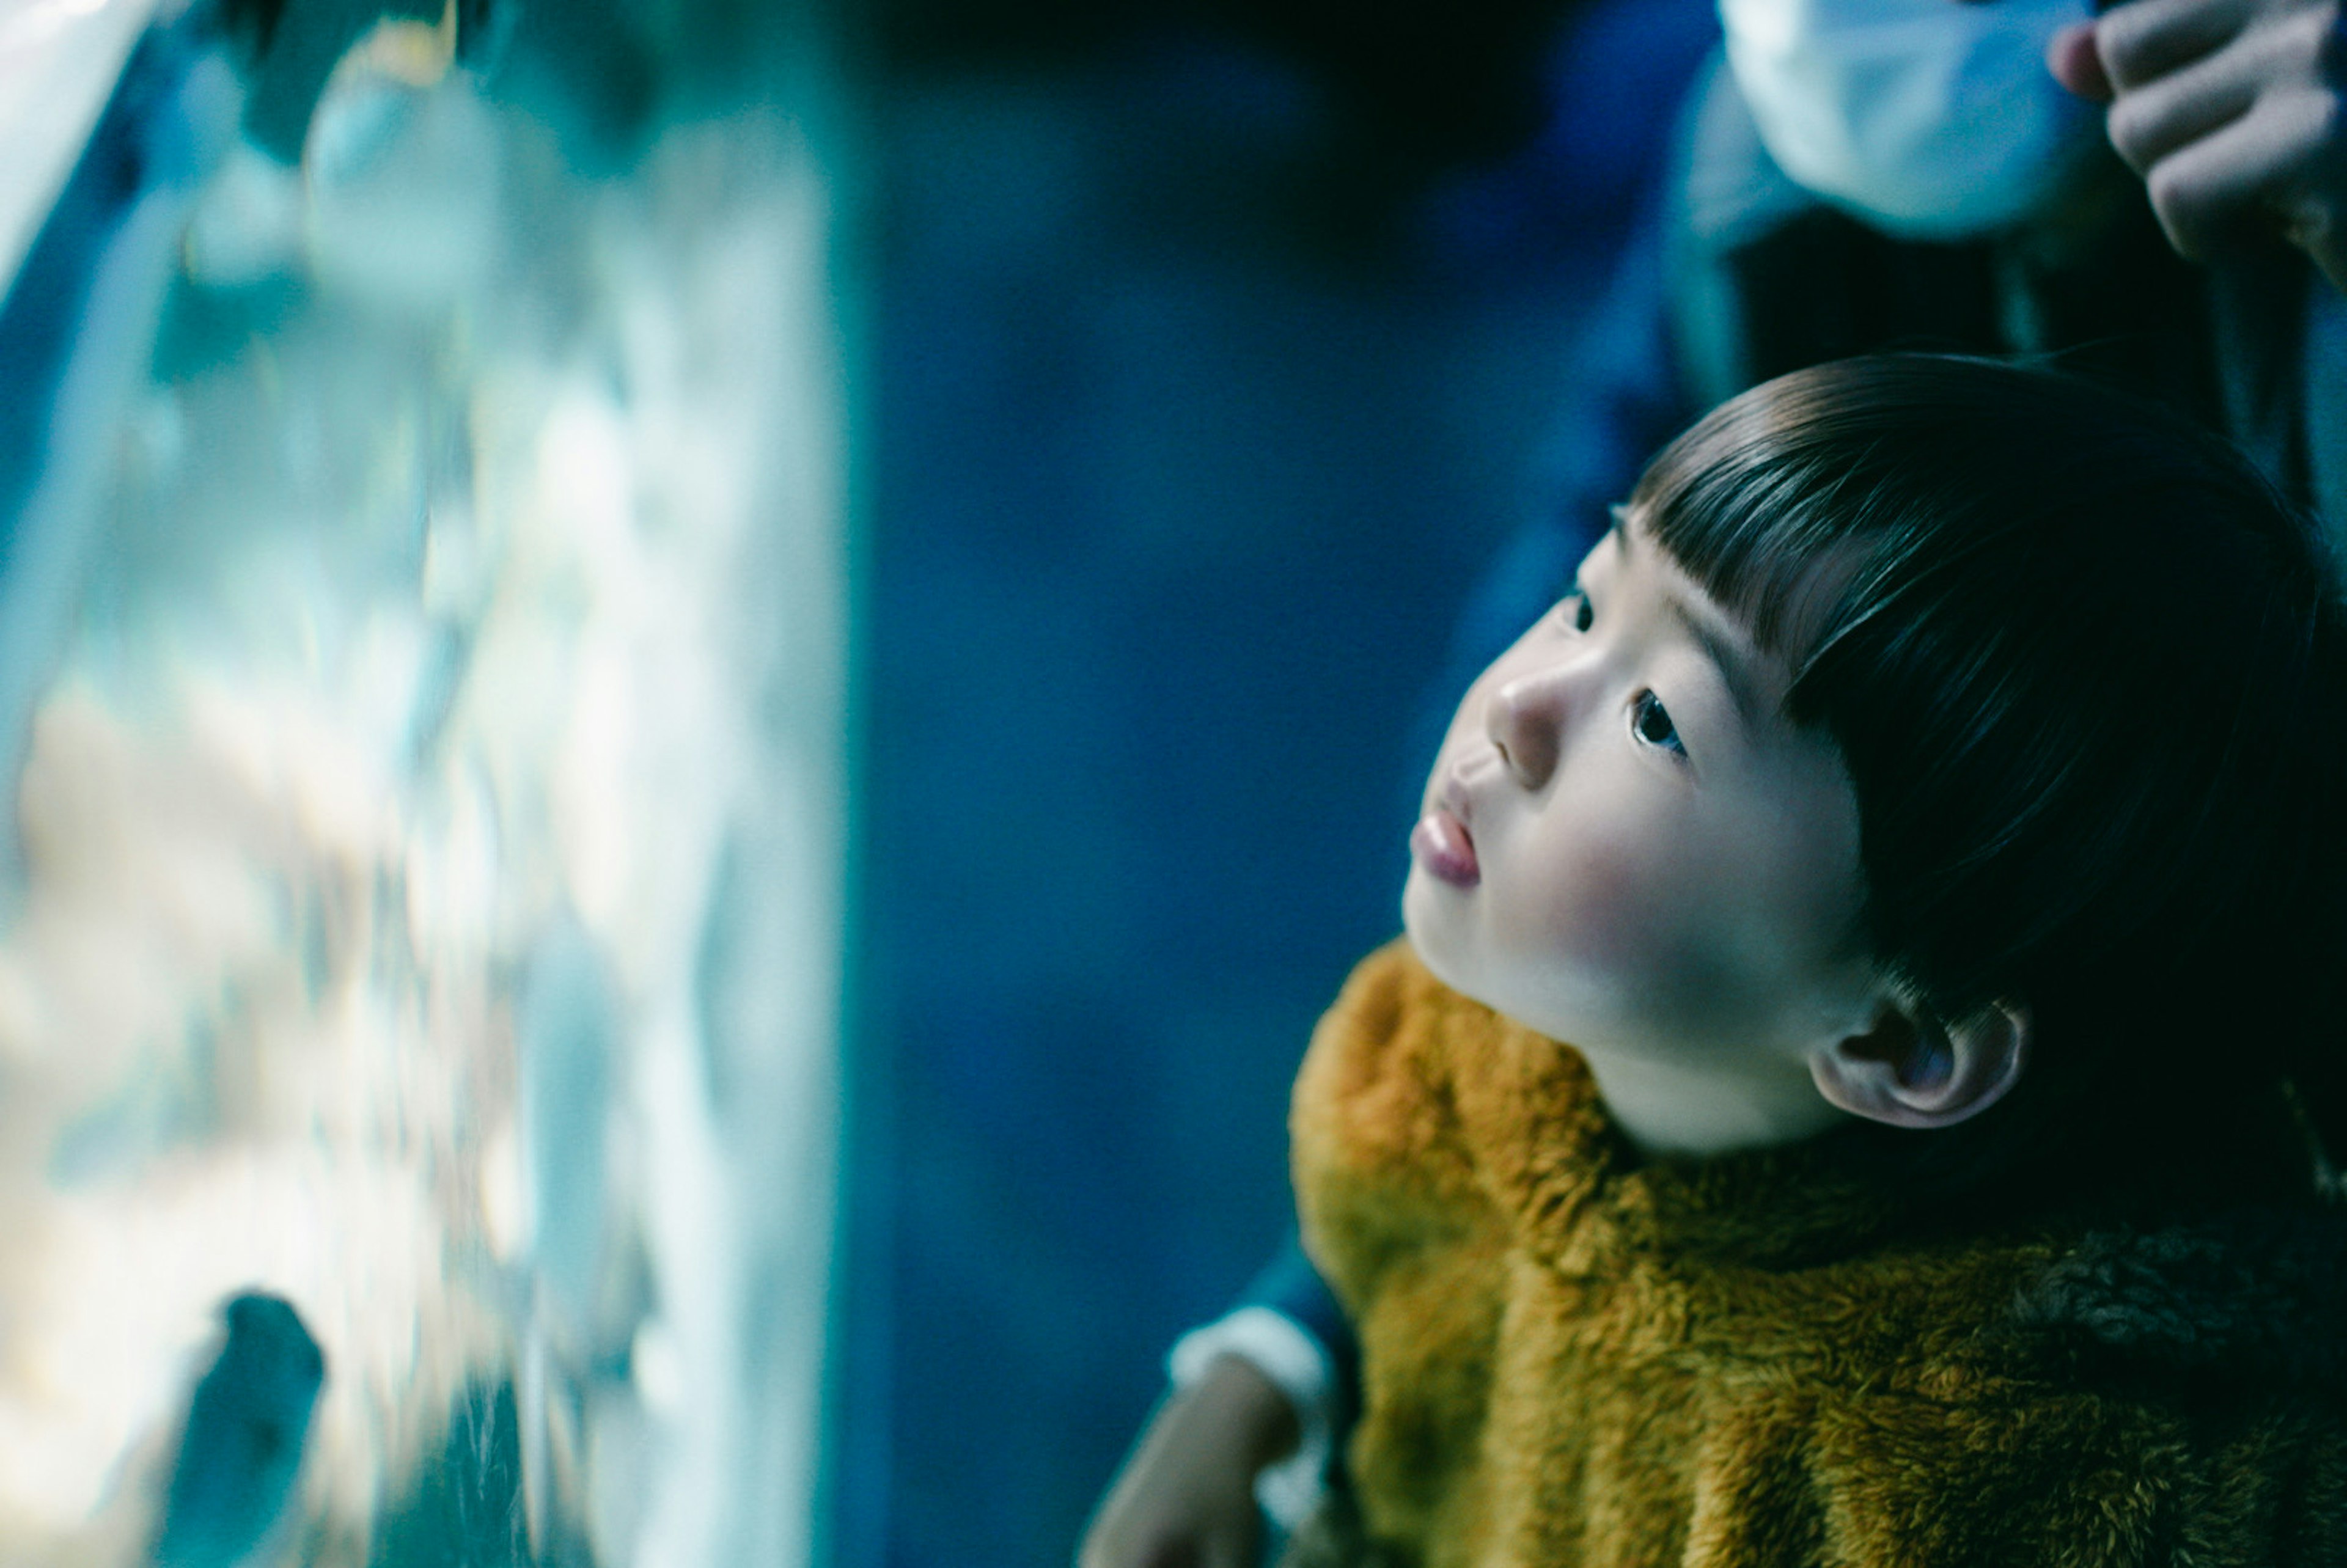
[1286,941,2347,1568]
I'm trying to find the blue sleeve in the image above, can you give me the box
[1234,1233,1360,1441]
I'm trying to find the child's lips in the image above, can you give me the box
[1411,807,1479,888]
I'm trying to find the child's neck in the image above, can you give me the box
[1573,1046,1851,1159]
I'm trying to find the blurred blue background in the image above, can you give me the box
[842,2,1717,1561]
[0,0,1725,1558]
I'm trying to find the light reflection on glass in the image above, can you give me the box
[0,5,848,1563]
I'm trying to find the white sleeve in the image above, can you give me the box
[1166,1305,1335,1530]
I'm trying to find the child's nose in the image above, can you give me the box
[1486,665,1571,789]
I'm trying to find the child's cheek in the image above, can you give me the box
[1521,819,1749,1029]
[1526,827,1665,980]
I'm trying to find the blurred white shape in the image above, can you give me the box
[306,76,501,307]
[180,139,303,287]
[182,4,464,291]
[0,0,157,295]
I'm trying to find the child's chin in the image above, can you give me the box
[1399,881,1466,986]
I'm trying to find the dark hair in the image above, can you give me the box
[1632,354,2347,1196]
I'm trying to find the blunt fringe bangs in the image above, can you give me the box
[1632,355,2347,1187]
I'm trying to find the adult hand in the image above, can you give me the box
[1078,1354,1300,1568]
[2049,0,2347,293]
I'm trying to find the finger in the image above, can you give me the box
[2105,32,2268,174]
[2097,0,2260,94]
[2261,83,2347,265]
[2145,84,2341,258]
[2051,20,2115,100]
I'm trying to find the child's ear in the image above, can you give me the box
[1810,997,2031,1130]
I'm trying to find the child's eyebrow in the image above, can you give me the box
[1615,513,1768,728]
[1662,593,1767,730]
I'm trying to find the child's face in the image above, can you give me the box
[1403,514,1884,1142]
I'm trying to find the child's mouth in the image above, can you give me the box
[1411,808,1480,888]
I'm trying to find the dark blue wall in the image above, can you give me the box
[842,7,1715,1561]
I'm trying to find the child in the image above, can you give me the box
[1084,354,2347,1567]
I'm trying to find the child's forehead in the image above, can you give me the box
[1600,505,1762,637]
[1622,496,1875,672]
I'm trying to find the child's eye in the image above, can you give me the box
[1631,691,1686,757]
[1559,589,1593,633]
